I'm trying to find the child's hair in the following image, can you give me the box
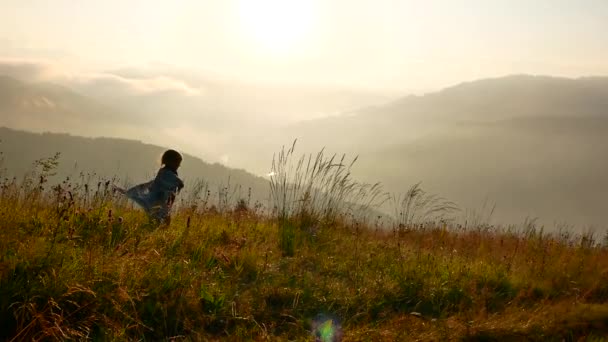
[161,149,183,169]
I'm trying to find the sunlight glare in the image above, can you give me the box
[237,0,317,56]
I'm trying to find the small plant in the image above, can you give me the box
[199,285,225,315]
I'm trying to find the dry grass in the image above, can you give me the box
[1,152,608,341]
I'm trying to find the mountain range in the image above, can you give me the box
[1,73,607,228]
[282,75,608,228]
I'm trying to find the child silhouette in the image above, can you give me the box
[115,149,184,225]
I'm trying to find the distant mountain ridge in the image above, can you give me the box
[276,75,608,154]
[392,75,608,119]
[278,75,608,229]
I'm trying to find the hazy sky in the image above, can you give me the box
[1,0,608,92]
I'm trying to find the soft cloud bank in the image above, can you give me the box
[0,58,66,81]
[0,58,204,97]
[71,73,204,97]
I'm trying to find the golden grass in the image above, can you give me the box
[1,169,608,341]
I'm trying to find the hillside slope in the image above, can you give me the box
[281,76,608,228]
[287,75,608,151]
[0,127,270,204]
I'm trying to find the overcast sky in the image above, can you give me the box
[1,0,608,92]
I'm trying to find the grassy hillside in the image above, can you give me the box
[1,149,608,341]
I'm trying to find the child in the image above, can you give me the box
[115,149,184,225]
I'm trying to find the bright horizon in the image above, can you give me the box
[1,0,608,94]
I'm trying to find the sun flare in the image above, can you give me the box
[237,0,316,56]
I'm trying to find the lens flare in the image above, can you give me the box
[312,314,342,342]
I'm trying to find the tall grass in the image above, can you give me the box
[269,140,386,255]
[390,182,459,231]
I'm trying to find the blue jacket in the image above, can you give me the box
[126,167,184,221]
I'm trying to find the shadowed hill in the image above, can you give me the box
[0,127,270,204]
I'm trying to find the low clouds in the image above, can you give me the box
[0,58,204,97]
[0,58,65,81]
[0,57,391,170]
[71,73,204,97]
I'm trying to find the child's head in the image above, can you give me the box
[161,149,183,171]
